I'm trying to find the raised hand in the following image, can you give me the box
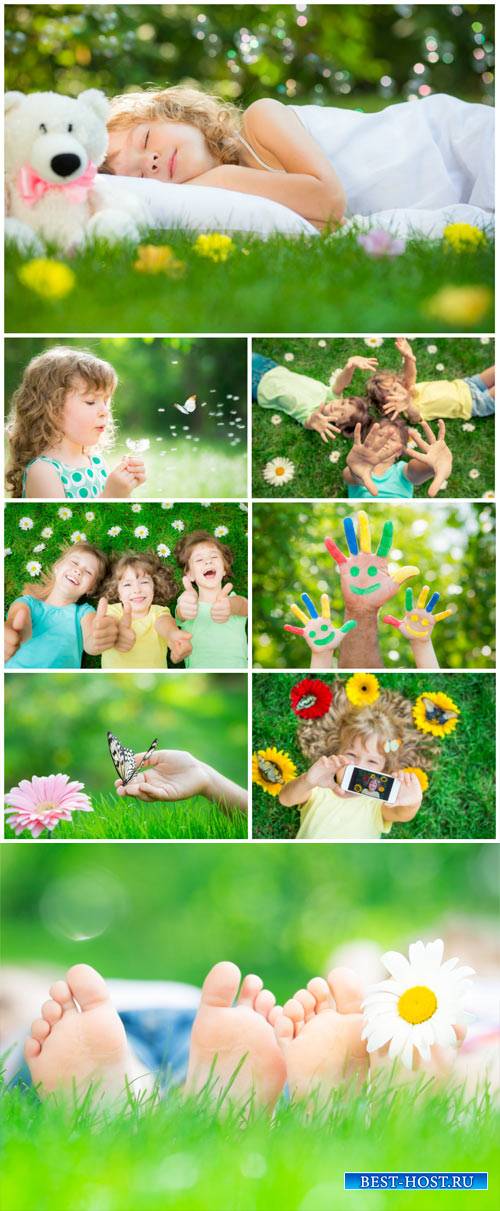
[210,582,233,623]
[115,602,136,653]
[346,422,393,496]
[305,754,351,796]
[305,403,341,444]
[284,592,356,661]
[383,585,453,642]
[91,596,119,653]
[392,770,423,810]
[405,420,452,497]
[325,511,419,614]
[347,356,379,372]
[177,576,199,621]
[4,602,31,661]
[395,337,415,360]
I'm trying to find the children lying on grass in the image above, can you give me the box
[252,351,374,443]
[175,530,248,669]
[343,417,453,499]
[4,543,118,669]
[99,551,192,669]
[368,339,495,425]
[6,347,146,500]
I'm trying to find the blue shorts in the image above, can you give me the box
[464,374,495,417]
[252,353,278,401]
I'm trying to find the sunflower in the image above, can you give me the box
[403,767,429,793]
[252,747,298,796]
[413,692,460,738]
[290,678,333,719]
[345,673,380,708]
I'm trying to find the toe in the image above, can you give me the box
[49,979,75,1013]
[238,973,264,1009]
[274,1011,295,1047]
[30,1017,50,1043]
[283,997,305,1032]
[307,977,333,1012]
[294,988,316,1022]
[268,1005,283,1028]
[41,998,63,1026]
[66,964,111,1011]
[326,967,365,1015]
[199,961,241,1009]
[254,989,276,1020]
[24,1037,41,1060]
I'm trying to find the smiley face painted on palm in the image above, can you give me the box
[340,551,397,610]
[400,608,435,641]
[304,617,341,651]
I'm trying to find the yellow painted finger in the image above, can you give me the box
[417,586,429,609]
[392,565,420,586]
[320,594,331,620]
[357,510,371,553]
[291,603,309,625]
[433,609,453,622]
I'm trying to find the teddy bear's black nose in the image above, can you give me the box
[50,153,82,178]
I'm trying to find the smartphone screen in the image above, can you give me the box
[346,766,396,802]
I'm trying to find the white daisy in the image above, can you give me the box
[361,938,474,1070]
[426,344,438,354]
[157,543,171,558]
[436,363,445,372]
[318,339,327,347]
[161,501,174,509]
[462,423,475,432]
[329,451,341,463]
[479,336,491,344]
[19,516,34,530]
[5,548,12,557]
[270,414,282,426]
[214,525,228,538]
[239,503,248,512]
[171,519,185,531]
[482,490,495,500]
[57,507,72,520]
[107,526,122,537]
[284,352,294,362]
[26,560,42,577]
[41,527,53,539]
[262,457,295,487]
[70,531,87,544]
[131,503,142,513]
[126,438,150,453]
[85,511,95,521]
[364,337,384,348]
[134,526,149,539]
[33,543,46,553]
[469,469,480,479]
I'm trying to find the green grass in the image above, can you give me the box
[252,337,495,499]
[1,1077,498,1211]
[112,442,246,499]
[5,229,494,335]
[4,791,246,841]
[252,673,495,840]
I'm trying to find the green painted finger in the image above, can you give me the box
[405,588,413,612]
[376,521,393,559]
[339,620,357,634]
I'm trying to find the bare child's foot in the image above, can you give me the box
[274,966,368,1104]
[185,961,287,1110]
[24,963,153,1104]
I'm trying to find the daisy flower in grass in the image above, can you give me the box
[157,543,171,558]
[131,503,142,513]
[263,457,295,487]
[171,519,185,531]
[33,544,45,554]
[19,517,34,530]
[290,678,333,718]
[161,501,174,509]
[214,526,228,538]
[329,451,341,463]
[58,507,72,520]
[85,511,95,522]
[270,414,282,425]
[362,938,474,1070]
[252,747,297,796]
[5,549,12,557]
[345,673,380,707]
[364,337,384,349]
[41,527,53,539]
[108,526,122,537]
[134,526,149,539]
[26,561,42,577]
[70,531,86,544]
[5,774,93,839]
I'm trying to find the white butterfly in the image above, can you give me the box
[126,438,150,453]
[174,394,197,415]
[107,731,158,788]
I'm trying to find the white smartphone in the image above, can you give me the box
[340,765,400,804]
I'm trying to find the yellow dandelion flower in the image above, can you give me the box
[18,259,75,301]
[194,233,235,263]
[403,767,429,792]
[442,223,487,252]
[413,692,460,738]
[252,747,297,796]
[423,286,492,327]
[134,245,185,277]
[345,673,380,708]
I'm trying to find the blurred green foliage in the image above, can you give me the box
[252,671,495,839]
[252,501,495,669]
[5,5,494,105]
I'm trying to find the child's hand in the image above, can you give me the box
[405,420,452,497]
[91,597,119,653]
[384,585,453,642]
[381,397,408,420]
[326,512,419,614]
[284,592,356,656]
[393,770,423,811]
[121,455,147,487]
[177,576,199,620]
[169,629,193,664]
[115,603,136,653]
[115,748,209,802]
[105,459,143,498]
[210,583,233,623]
[346,422,392,496]
[347,356,379,372]
[305,754,351,794]
[395,337,415,360]
[4,602,31,661]
[305,403,341,444]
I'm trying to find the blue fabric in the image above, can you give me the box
[347,460,413,500]
[252,354,278,400]
[5,595,94,669]
[464,374,495,417]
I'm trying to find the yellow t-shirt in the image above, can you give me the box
[297,786,393,840]
[411,379,472,420]
[101,603,171,669]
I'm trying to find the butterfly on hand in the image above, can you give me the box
[107,732,158,788]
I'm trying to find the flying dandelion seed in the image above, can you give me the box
[158,407,165,412]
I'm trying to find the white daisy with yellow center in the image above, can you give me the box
[361,938,474,1070]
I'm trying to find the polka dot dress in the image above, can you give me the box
[23,455,108,499]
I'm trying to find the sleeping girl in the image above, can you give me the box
[100,87,493,229]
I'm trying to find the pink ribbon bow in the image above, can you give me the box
[17,161,97,206]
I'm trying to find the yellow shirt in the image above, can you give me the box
[101,603,171,669]
[411,379,472,420]
[297,785,392,840]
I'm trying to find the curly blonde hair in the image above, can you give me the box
[100,86,243,173]
[20,543,109,602]
[103,551,177,605]
[366,370,410,415]
[298,681,437,772]
[6,347,118,498]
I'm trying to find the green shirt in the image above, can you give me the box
[257,366,341,425]
[178,600,247,669]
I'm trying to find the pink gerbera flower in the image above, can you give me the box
[5,774,93,839]
[357,229,406,259]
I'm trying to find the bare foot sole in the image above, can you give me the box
[185,961,286,1111]
[274,966,368,1105]
[24,963,153,1104]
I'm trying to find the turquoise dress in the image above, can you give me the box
[22,455,108,499]
[6,596,95,668]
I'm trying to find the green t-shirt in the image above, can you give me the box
[178,600,247,669]
[257,366,341,425]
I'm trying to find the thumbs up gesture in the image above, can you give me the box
[91,596,119,654]
[177,575,199,621]
[116,602,136,653]
[210,582,233,623]
[4,601,31,661]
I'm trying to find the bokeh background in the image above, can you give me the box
[252,501,495,669]
[252,671,495,839]
[6,4,494,106]
[5,337,248,498]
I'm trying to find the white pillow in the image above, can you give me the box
[97,173,317,237]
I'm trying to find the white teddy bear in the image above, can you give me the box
[5,88,147,252]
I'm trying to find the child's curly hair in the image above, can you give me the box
[365,370,410,415]
[332,395,371,438]
[103,551,177,604]
[6,347,117,498]
[175,530,234,578]
[21,543,109,602]
[297,681,437,772]
[100,86,243,173]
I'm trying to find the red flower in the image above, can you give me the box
[290,678,333,719]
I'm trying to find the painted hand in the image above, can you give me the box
[284,592,357,653]
[383,586,453,642]
[325,511,419,613]
[346,422,394,497]
[405,420,452,497]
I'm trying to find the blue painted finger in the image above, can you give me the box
[343,516,359,556]
[301,592,318,618]
[426,592,440,614]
